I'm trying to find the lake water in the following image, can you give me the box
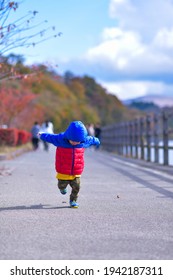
[149,140,173,166]
[125,140,173,166]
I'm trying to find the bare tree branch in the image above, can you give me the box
[0,0,62,80]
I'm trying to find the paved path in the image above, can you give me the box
[0,146,173,260]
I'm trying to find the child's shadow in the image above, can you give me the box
[0,203,70,211]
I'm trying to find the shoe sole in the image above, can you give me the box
[60,190,67,195]
[70,205,79,208]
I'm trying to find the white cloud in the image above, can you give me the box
[101,80,173,100]
[86,27,144,71]
[85,26,173,77]
[153,27,173,49]
[101,27,123,41]
[58,0,173,100]
[109,0,173,41]
[101,81,147,100]
[83,0,173,79]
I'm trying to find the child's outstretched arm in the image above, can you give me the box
[38,132,62,147]
[84,136,100,148]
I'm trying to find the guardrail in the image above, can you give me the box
[101,111,173,166]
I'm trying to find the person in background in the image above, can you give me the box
[38,121,100,208]
[31,121,40,150]
[87,123,95,136]
[86,123,95,151]
[94,123,102,149]
[41,120,54,151]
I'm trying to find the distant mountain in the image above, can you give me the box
[123,94,173,108]
[126,100,160,113]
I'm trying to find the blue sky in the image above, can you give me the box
[5,0,173,100]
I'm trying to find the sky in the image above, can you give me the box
[5,0,173,101]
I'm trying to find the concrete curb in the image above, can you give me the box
[111,152,173,176]
[100,150,173,176]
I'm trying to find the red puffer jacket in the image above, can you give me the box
[55,147,85,175]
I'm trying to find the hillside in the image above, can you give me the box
[123,94,173,108]
[0,62,143,131]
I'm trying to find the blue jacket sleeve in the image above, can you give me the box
[83,136,100,148]
[39,133,62,147]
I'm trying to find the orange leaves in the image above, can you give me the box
[0,85,35,127]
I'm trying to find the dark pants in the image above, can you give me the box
[43,141,49,151]
[58,177,81,201]
[32,137,39,150]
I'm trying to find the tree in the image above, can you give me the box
[64,71,75,86]
[0,1,62,80]
[0,84,35,127]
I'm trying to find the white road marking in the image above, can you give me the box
[112,157,173,179]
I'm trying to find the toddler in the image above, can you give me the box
[39,121,100,208]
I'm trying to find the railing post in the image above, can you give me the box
[134,119,138,159]
[121,123,125,155]
[124,122,129,156]
[118,124,122,155]
[139,117,145,160]
[146,115,151,162]
[129,122,133,157]
[121,123,125,156]
[118,124,123,155]
[162,111,169,165]
[115,124,118,153]
[153,113,159,163]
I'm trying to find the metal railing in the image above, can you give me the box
[101,111,173,166]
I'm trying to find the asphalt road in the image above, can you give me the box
[0,145,173,260]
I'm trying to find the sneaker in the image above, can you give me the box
[60,188,67,195]
[70,200,79,208]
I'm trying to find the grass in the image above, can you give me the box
[0,142,32,155]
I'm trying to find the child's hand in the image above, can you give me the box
[38,132,42,137]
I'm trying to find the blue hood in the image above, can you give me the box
[64,121,88,142]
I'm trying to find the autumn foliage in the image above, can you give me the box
[17,130,31,145]
[0,84,35,127]
[0,128,31,146]
[0,59,141,147]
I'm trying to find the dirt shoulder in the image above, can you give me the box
[0,143,32,160]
